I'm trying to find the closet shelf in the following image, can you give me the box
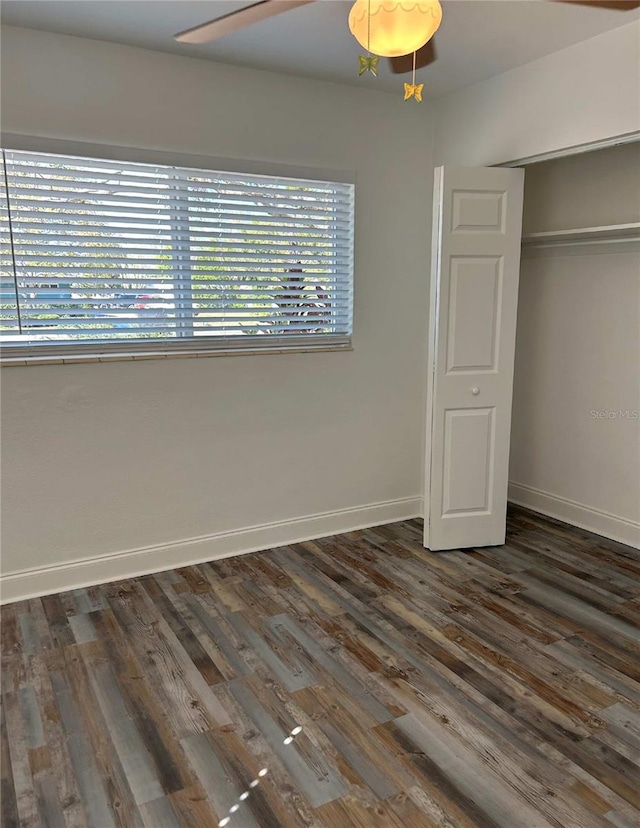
[521,222,640,248]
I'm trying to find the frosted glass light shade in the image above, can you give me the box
[348,0,443,58]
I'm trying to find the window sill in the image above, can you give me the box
[0,340,353,367]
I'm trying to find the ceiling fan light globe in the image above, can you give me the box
[348,0,442,58]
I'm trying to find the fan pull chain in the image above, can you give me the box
[404,49,424,102]
[357,0,379,76]
[217,726,304,827]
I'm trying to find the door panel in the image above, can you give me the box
[451,189,506,233]
[446,256,502,373]
[442,407,495,516]
[425,167,524,551]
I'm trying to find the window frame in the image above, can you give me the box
[0,136,356,365]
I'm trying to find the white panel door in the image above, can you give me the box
[425,166,524,550]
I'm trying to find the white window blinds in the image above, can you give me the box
[0,149,354,358]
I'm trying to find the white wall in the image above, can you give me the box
[510,144,640,546]
[0,26,435,598]
[522,141,640,234]
[434,20,640,166]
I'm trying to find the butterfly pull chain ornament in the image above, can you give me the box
[357,0,379,76]
[404,51,424,102]
[358,54,379,76]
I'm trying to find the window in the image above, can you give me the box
[0,148,354,362]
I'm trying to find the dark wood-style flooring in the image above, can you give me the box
[1,507,640,828]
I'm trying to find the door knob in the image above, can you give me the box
[471,387,480,396]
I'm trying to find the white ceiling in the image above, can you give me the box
[2,0,638,97]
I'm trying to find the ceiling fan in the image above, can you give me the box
[174,0,640,75]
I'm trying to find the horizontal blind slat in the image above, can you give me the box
[14,282,351,294]
[6,190,353,218]
[13,247,350,262]
[6,184,351,210]
[5,159,353,193]
[15,321,340,335]
[4,151,354,189]
[12,238,351,255]
[7,217,349,235]
[9,214,351,232]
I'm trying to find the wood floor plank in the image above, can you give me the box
[1,508,638,827]
[226,612,318,692]
[180,731,258,828]
[266,612,395,724]
[49,670,116,828]
[1,700,21,828]
[2,690,40,828]
[138,795,182,828]
[168,783,221,828]
[392,712,558,828]
[28,653,87,828]
[606,809,639,827]
[180,592,253,679]
[544,641,640,706]
[87,660,167,806]
[67,613,98,646]
[293,685,413,796]
[61,643,144,828]
[315,796,407,828]
[227,677,348,809]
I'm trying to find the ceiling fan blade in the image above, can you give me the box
[555,0,640,9]
[388,39,437,75]
[175,0,315,44]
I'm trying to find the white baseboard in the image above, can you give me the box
[0,496,424,604]
[508,482,640,549]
